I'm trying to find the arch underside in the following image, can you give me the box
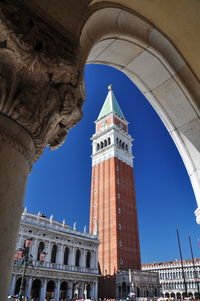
[81,7,200,222]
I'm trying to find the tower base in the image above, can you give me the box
[98,274,116,299]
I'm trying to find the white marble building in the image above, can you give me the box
[10,210,99,301]
[116,269,160,299]
[142,259,200,299]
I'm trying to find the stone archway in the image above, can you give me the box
[0,2,199,301]
[14,277,27,296]
[60,281,68,301]
[80,5,200,224]
[46,280,55,301]
[31,279,41,301]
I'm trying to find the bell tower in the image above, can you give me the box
[90,85,141,297]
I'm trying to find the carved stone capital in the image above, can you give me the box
[0,0,85,161]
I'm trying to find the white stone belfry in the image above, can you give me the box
[91,85,134,167]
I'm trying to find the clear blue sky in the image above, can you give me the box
[25,64,200,264]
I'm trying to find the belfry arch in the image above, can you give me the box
[80,6,200,223]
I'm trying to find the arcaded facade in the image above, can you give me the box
[10,210,99,301]
[142,259,200,299]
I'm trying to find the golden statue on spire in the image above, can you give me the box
[108,84,112,90]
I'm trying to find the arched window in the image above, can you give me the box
[119,140,122,147]
[108,137,111,145]
[60,282,68,300]
[122,282,126,293]
[31,279,41,300]
[125,144,128,151]
[51,244,57,263]
[122,142,125,149]
[75,249,81,267]
[37,242,45,261]
[46,281,55,299]
[101,141,104,149]
[63,247,69,265]
[116,138,119,144]
[86,251,91,268]
[96,143,100,151]
[104,139,107,147]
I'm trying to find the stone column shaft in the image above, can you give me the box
[27,277,33,298]
[10,274,16,296]
[32,238,38,260]
[40,279,47,301]
[0,1,85,300]
[55,279,61,300]
[0,115,35,301]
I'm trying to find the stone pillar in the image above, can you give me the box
[0,2,85,300]
[40,279,47,301]
[90,282,95,299]
[46,242,52,262]
[94,281,98,301]
[55,279,60,300]
[27,277,33,298]
[0,114,35,301]
[10,274,16,296]
[82,248,86,268]
[59,244,64,264]
[68,283,73,299]
[70,247,75,267]
[32,238,38,260]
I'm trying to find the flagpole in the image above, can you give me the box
[188,235,200,299]
[176,229,187,297]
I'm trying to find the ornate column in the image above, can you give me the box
[40,278,47,301]
[9,274,16,296]
[82,248,86,268]
[70,247,75,267]
[59,244,64,265]
[55,279,61,300]
[27,277,33,298]
[0,2,85,301]
[94,281,98,300]
[68,282,73,299]
[32,238,38,260]
[46,242,52,262]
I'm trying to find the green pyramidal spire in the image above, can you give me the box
[97,84,126,121]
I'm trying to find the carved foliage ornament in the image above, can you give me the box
[0,0,85,160]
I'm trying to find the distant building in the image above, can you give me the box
[116,269,160,299]
[10,210,99,301]
[142,259,200,299]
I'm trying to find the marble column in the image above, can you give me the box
[59,244,64,265]
[0,114,35,301]
[40,279,47,301]
[70,247,75,267]
[55,279,61,300]
[82,248,86,268]
[94,282,98,300]
[27,277,33,298]
[68,283,73,299]
[32,238,38,260]
[0,2,85,300]
[46,242,52,263]
[10,274,16,296]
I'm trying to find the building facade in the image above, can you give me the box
[116,270,160,299]
[89,85,141,297]
[10,210,99,301]
[142,259,200,299]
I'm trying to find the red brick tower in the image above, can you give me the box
[89,85,141,298]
